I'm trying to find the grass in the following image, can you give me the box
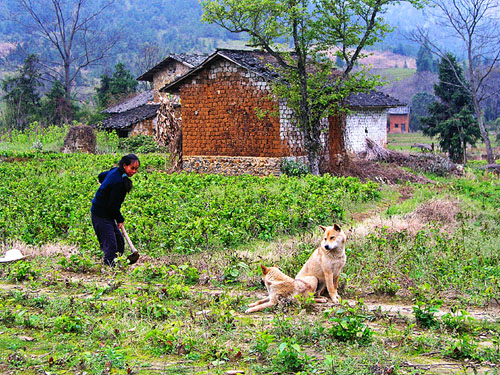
[0,130,499,374]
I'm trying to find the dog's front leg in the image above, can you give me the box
[323,270,340,303]
[245,297,277,313]
[248,297,270,308]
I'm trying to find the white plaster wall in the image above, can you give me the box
[345,109,387,153]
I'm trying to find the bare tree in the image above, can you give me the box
[7,0,119,123]
[135,43,163,90]
[410,0,500,163]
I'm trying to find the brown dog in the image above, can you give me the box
[296,224,346,303]
[245,264,326,313]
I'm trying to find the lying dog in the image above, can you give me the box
[296,224,346,303]
[245,264,327,313]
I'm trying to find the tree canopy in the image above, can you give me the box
[421,54,480,164]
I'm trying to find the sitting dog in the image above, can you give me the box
[296,224,347,303]
[245,264,327,313]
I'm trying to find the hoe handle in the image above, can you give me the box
[120,225,138,254]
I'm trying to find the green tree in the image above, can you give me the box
[410,92,435,132]
[201,0,424,174]
[40,81,78,126]
[96,63,138,109]
[411,0,500,164]
[1,54,42,130]
[421,54,480,164]
[416,45,435,73]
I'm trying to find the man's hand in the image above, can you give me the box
[117,222,124,230]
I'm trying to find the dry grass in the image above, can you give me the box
[1,240,80,258]
[351,197,461,239]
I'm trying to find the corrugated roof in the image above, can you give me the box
[136,53,209,82]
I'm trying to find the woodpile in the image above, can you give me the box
[61,125,96,154]
[156,100,182,172]
[365,138,461,176]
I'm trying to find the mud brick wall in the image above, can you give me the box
[131,118,155,136]
[179,59,305,158]
[344,109,387,154]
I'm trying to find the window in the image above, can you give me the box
[402,123,406,132]
[395,123,399,128]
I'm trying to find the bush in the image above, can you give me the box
[119,135,164,153]
[280,159,309,177]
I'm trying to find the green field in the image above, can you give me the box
[0,130,499,374]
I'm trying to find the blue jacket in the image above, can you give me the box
[91,167,128,223]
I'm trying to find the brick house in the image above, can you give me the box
[387,106,410,133]
[160,49,404,176]
[94,54,207,137]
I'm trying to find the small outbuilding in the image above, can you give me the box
[387,105,410,134]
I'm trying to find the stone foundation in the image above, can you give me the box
[183,155,308,176]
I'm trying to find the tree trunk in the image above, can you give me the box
[472,97,494,164]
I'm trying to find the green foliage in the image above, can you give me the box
[7,261,40,281]
[272,341,311,373]
[280,159,309,177]
[96,63,138,109]
[0,151,378,255]
[421,54,481,163]
[57,254,96,273]
[416,45,437,73]
[40,81,78,126]
[0,54,41,131]
[119,134,164,153]
[53,314,84,333]
[410,92,436,132]
[413,300,442,329]
[324,300,374,344]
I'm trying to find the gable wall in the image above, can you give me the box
[153,61,191,103]
[345,109,387,153]
[179,59,305,158]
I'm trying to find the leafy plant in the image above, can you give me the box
[280,159,309,177]
[324,300,374,344]
[7,261,40,281]
[58,254,96,273]
[272,341,310,373]
[413,300,442,329]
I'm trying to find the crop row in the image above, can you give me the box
[0,151,379,254]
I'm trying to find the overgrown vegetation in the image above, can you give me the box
[0,129,499,374]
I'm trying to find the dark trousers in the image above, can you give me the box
[91,213,124,266]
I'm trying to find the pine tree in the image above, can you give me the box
[1,54,42,130]
[421,54,480,163]
[96,63,138,109]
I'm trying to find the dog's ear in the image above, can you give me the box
[260,264,269,274]
[319,225,327,232]
[334,223,342,231]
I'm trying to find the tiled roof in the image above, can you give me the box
[103,91,154,114]
[161,49,405,108]
[96,104,160,130]
[346,90,406,108]
[136,53,209,82]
